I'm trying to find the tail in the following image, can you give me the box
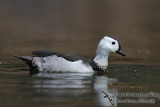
[15,55,39,75]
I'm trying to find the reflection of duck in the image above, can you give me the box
[15,36,126,75]
[32,72,118,106]
[94,76,118,107]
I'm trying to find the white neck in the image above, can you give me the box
[93,42,110,67]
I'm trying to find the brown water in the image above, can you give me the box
[0,0,160,107]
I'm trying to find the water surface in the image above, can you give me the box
[0,0,160,107]
[0,61,160,107]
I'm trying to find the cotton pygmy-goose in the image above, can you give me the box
[15,36,126,75]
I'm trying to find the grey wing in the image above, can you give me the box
[32,50,90,62]
[32,50,56,57]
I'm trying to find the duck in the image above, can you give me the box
[15,36,126,75]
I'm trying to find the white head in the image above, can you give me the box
[94,36,126,69]
[96,36,126,56]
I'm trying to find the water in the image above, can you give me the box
[0,61,160,107]
[0,0,160,107]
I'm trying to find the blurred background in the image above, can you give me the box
[0,1,160,107]
[0,0,160,65]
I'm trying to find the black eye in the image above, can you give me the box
[112,42,115,45]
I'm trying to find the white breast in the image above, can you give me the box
[40,55,94,72]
